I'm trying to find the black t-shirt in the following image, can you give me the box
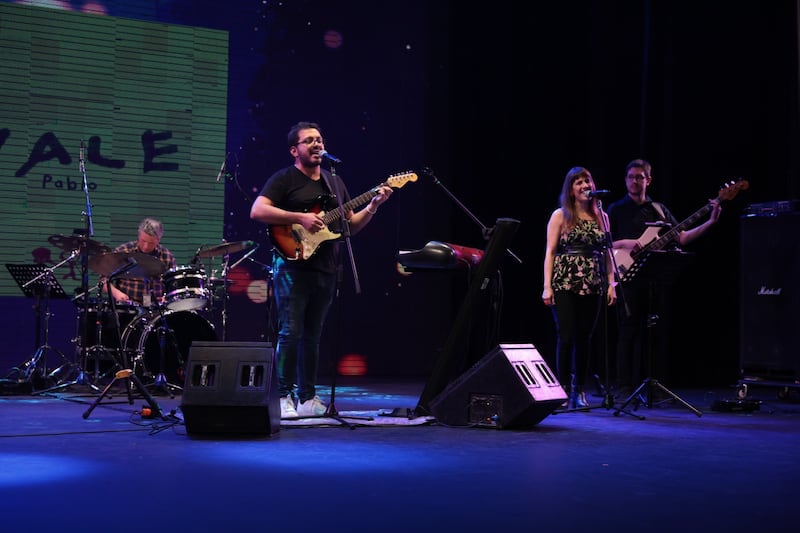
[607,195,679,242]
[259,165,351,274]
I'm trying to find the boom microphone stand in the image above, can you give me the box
[41,141,107,395]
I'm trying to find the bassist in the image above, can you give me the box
[606,159,721,397]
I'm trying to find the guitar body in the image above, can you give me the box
[270,211,341,261]
[613,226,662,277]
[613,179,748,282]
[268,171,418,261]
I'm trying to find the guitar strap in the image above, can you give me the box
[652,201,666,220]
[319,168,349,225]
[319,168,335,195]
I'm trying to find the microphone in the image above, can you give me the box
[320,150,342,164]
[79,140,85,163]
[585,189,611,198]
[215,156,228,182]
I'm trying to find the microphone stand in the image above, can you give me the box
[423,167,522,265]
[309,161,371,427]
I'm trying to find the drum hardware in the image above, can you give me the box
[82,271,166,418]
[208,242,259,341]
[146,304,183,398]
[73,298,141,384]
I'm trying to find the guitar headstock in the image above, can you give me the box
[717,179,749,202]
[385,171,418,189]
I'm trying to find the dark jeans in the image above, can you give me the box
[551,290,602,392]
[272,261,336,403]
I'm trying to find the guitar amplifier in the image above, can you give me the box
[743,200,799,217]
[740,212,800,380]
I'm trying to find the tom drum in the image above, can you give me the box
[162,265,209,311]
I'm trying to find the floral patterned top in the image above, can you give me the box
[551,218,606,296]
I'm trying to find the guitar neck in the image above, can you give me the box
[321,186,382,225]
[641,203,713,253]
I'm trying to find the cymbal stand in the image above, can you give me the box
[223,243,261,341]
[219,253,231,341]
[229,246,273,343]
[38,283,109,396]
[40,143,104,395]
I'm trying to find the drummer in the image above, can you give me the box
[102,217,176,307]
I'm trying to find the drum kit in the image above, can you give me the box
[43,234,255,394]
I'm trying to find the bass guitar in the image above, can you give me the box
[614,179,749,281]
[269,171,417,261]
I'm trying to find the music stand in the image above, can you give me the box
[6,263,70,387]
[612,250,702,418]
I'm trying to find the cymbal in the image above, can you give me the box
[48,234,112,256]
[196,240,255,258]
[89,252,167,279]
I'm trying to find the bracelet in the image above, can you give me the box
[366,205,378,215]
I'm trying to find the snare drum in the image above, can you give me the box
[162,265,208,311]
[76,299,142,350]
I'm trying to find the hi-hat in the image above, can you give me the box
[196,240,255,258]
[48,234,112,256]
[89,252,166,279]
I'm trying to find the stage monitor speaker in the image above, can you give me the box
[740,212,800,380]
[428,343,566,429]
[180,341,280,436]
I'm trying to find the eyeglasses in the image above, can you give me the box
[296,136,324,146]
[626,174,649,181]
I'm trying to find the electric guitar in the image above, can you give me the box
[269,171,418,261]
[614,179,749,281]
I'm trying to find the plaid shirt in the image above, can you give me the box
[111,241,176,305]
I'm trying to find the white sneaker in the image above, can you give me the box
[296,395,327,417]
[280,394,297,419]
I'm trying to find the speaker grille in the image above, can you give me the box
[739,213,800,381]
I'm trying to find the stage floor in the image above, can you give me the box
[1,376,799,532]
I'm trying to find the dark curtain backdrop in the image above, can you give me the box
[1,1,796,387]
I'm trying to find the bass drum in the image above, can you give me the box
[122,310,217,385]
